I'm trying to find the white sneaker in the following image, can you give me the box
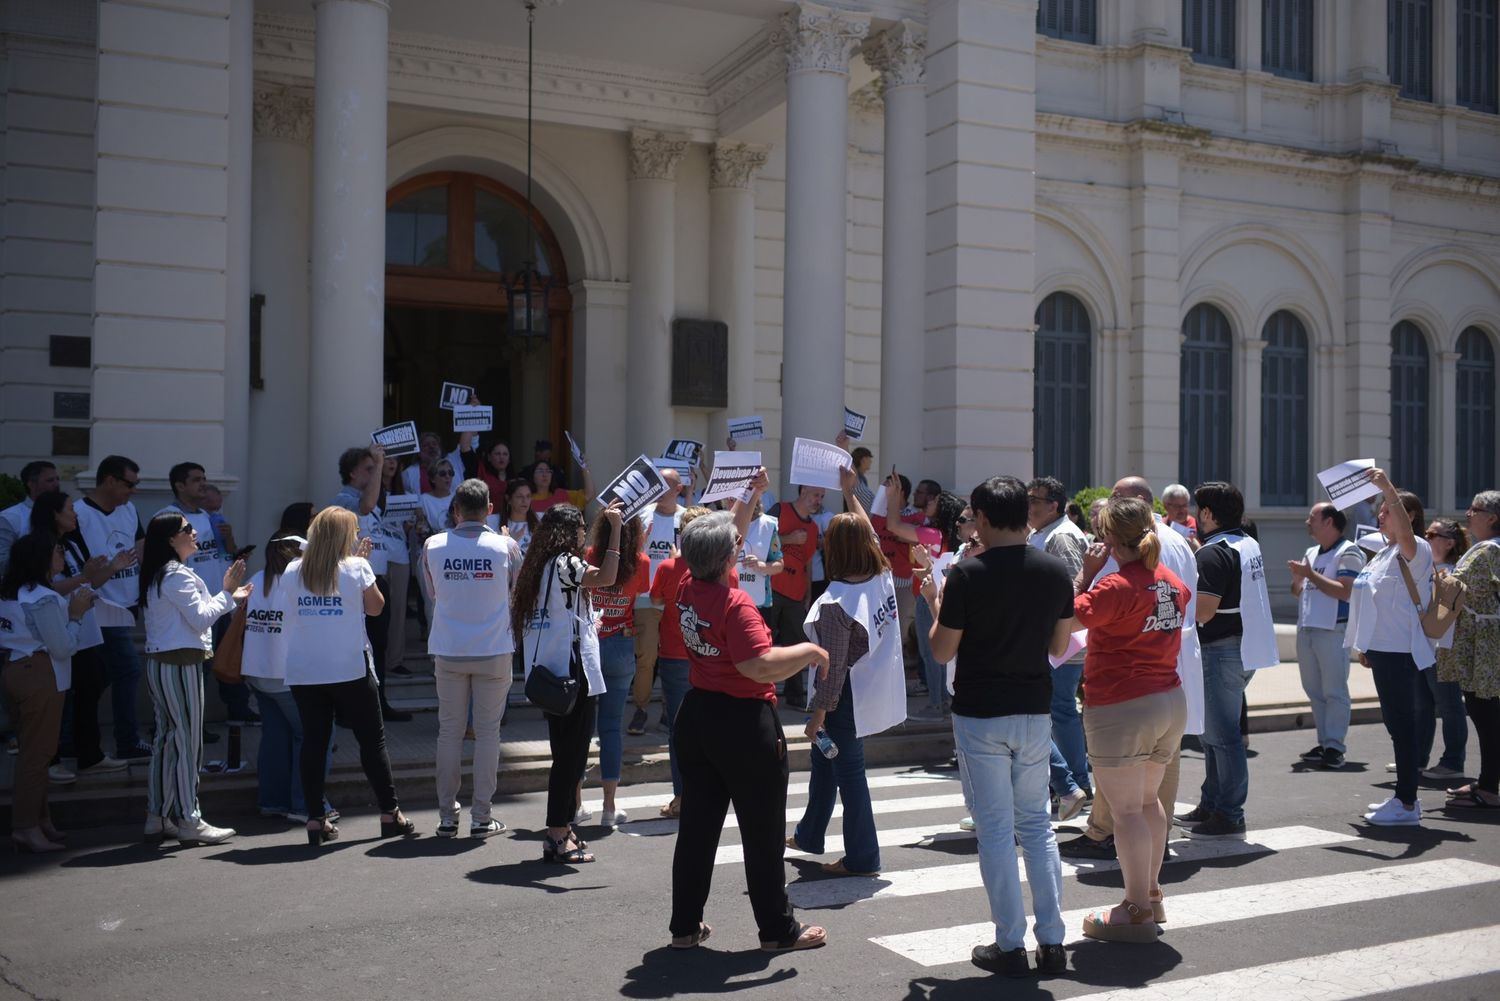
[48,763,76,784]
[177,818,236,845]
[600,809,628,827]
[1363,797,1421,826]
[572,807,593,825]
[958,817,976,832]
[1385,762,1398,773]
[143,815,181,843]
[79,755,129,774]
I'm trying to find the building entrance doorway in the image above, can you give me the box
[383,171,571,466]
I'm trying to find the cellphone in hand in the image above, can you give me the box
[232,545,257,561]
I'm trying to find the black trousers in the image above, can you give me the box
[765,592,809,704]
[670,687,798,943]
[365,576,392,704]
[1465,691,1500,795]
[545,693,597,828]
[66,646,108,769]
[292,669,399,821]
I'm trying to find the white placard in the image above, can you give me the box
[663,438,704,465]
[1317,458,1380,511]
[439,382,474,411]
[597,454,670,521]
[843,406,867,440]
[700,451,762,506]
[1049,629,1088,669]
[453,404,492,432]
[564,430,587,469]
[788,437,852,490]
[371,420,420,457]
[1355,523,1385,552]
[728,416,764,441]
[383,492,421,526]
[653,456,694,479]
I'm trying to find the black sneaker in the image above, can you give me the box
[435,822,459,839]
[1034,943,1067,975]
[1058,833,1116,860]
[1299,744,1324,761]
[626,708,648,736]
[1320,747,1346,770]
[1187,811,1247,839]
[1175,804,1212,824]
[972,943,1031,978]
[118,742,153,761]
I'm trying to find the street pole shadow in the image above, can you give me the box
[620,945,797,998]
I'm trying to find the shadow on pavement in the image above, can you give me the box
[620,945,799,998]
[465,857,607,892]
[1289,759,1371,774]
[898,940,1182,999]
[364,836,485,859]
[1329,824,1474,861]
[201,836,384,865]
[59,842,176,869]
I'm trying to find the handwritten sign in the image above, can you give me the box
[728,416,764,441]
[439,382,474,411]
[371,421,419,457]
[597,454,670,521]
[1317,459,1380,511]
[788,437,851,490]
[843,407,867,441]
[453,404,493,433]
[663,438,704,465]
[700,451,762,506]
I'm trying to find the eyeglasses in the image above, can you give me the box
[175,524,196,537]
[121,477,140,490]
[957,516,974,525]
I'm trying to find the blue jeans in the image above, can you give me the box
[1050,662,1089,796]
[658,658,691,796]
[1416,667,1467,772]
[952,712,1064,951]
[1368,650,1423,805]
[1296,626,1351,753]
[1199,636,1251,825]
[100,626,143,754]
[913,596,945,710]
[596,633,637,783]
[250,682,333,817]
[794,676,879,873]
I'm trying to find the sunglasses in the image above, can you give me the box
[957,516,974,525]
[175,523,196,537]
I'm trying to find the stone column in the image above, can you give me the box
[225,0,253,522]
[1239,337,1266,509]
[572,280,631,485]
[1127,137,1186,486]
[308,0,388,495]
[773,2,870,488]
[1343,170,1397,466]
[626,129,688,456]
[924,0,1037,486]
[865,21,926,477]
[709,141,769,443]
[1435,350,1460,510]
[249,86,314,548]
[1098,328,1131,484]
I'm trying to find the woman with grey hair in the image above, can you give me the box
[1437,490,1500,808]
[668,469,832,953]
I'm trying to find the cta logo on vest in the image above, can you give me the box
[442,556,494,581]
[298,595,344,617]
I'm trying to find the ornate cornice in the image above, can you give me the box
[863,20,925,89]
[770,2,870,76]
[253,85,313,143]
[629,129,689,182]
[709,141,769,190]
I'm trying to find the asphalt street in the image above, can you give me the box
[2,722,1497,1001]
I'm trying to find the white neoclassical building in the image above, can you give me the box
[1,0,1498,610]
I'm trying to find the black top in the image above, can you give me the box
[938,544,1075,718]
[1195,529,1244,644]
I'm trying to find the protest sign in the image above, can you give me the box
[1317,459,1380,511]
[439,382,474,411]
[788,437,851,490]
[727,416,764,441]
[371,421,419,457]
[1355,523,1385,552]
[843,407,867,440]
[653,456,694,479]
[1049,629,1088,669]
[383,493,421,526]
[453,404,492,433]
[597,455,670,521]
[663,438,704,465]
[700,451,762,506]
[564,430,587,469]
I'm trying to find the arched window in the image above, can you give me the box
[1180,304,1234,489]
[1033,292,1092,491]
[1260,311,1310,506]
[1390,321,1431,500]
[1456,326,1497,506]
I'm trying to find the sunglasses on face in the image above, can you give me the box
[957,516,974,525]
[175,524,196,537]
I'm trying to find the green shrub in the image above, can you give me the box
[0,474,22,510]
[1072,485,1165,517]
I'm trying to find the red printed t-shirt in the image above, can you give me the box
[771,504,817,603]
[679,577,776,701]
[587,548,649,638]
[651,557,692,661]
[1072,560,1189,707]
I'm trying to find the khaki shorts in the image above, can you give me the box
[1083,687,1187,769]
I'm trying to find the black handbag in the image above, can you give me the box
[525,560,581,716]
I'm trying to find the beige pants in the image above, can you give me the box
[632,605,663,709]
[434,654,512,826]
[4,653,64,829]
[385,559,411,674]
[1087,748,1182,842]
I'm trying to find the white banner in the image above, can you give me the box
[727,416,764,441]
[597,454,670,521]
[788,437,851,490]
[371,420,419,457]
[1317,458,1380,511]
[439,382,473,411]
[700,451,762,506]
[453,404,493,432]
[843,406,867,440]
[653,456,694,479]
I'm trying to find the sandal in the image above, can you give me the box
[820,858,880,877]
[543,832,595,864]
[670,922,712,949]
[1081,900,1159,943]
[760,921,828,953]
[784,835,800,851]
[1447,789,1498,809]
[380,810,416,838]
[659,800,682,819]
[1149,889,1167,924]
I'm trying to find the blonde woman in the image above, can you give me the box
[279,508,414,845]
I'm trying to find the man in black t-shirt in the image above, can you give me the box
[922,476,1075,977]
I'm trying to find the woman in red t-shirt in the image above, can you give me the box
[1071,497,1189,944]
[587,513,647,828]
[668,470,831,954]
[647,505,712,819]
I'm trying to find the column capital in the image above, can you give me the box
[253,85,313,143]
[709,141,770,190]
[863,20,926,90]
[312,0,390,10]
[771,1,871,76]
[628,128,689,181]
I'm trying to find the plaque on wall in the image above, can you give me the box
[671,319,728,409]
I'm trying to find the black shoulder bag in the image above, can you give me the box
[524,558,582,716]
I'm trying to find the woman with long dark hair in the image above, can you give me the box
[1,534,96,852]
[513,500,623,863]
[500,479,539,557]
[139,511,249,846]
[461,439,513,499]
[913,491,968,718]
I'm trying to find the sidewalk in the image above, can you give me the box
[2,651,1380,829]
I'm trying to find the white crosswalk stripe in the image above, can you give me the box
[871,857,1500,965]
[586,770,957,816]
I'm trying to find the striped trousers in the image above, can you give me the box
[145,658,204,824]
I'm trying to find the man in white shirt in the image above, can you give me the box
[1288,502,1363,770]
[0,461,61,576]
[629,469,685,734]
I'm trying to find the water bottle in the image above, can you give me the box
[807,718,839,759]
